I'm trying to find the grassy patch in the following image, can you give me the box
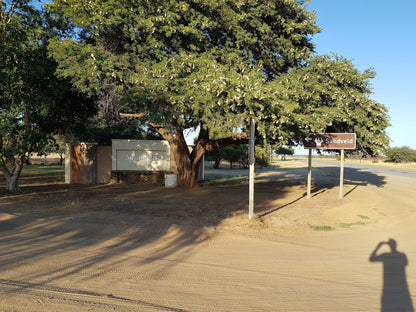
[357,214,369,220]
[20,165,65,177]
[338,221,366,229]
[24,165,64,170]
[269,160,306,169]
[204,176,249,186]
[310,225,335,231]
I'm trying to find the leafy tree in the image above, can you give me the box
[275,54,390,155]
[253,145,270,168]
[223,145,245,169]
[33,135,67,166]
[47,0,320,187]
[0,0,96,191]
[221,144,270,169]
[75,106,161,146]
[205,149,224,169]
[275,146,294,160]
[385,147,416,163]
[206,144,271,169]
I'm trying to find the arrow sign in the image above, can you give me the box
[302,133,356,150]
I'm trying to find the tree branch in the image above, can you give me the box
[119,112,144,118]
[202,132,250,152]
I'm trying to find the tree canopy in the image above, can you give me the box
[385,147,416,163]
[0,0,96,191]
[275,54,390,156]
[48,0,321,187]
[0,0,392,192]
[45,0,390,187]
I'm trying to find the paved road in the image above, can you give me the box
[299,157,416,180]
[292,157,416,189]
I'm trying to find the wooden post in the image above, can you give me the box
[307,149,312,199]
[248,119,255,219]
[201,154,205,181]
[339,149,344,199]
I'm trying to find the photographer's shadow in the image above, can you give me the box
[370,239,414,312]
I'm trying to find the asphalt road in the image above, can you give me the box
[295,157,416,185]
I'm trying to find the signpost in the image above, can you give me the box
[302,133,356,150]
[248,119,255,219]
[303,133,356,199]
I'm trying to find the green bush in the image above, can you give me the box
[275,146,294,160]
[384,147,416,163]
[206,144,271,169]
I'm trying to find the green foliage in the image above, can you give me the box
[47,0,320,140]
[223,145,246,168]
[206,144,270,169]
[254,146,271,168]
[0,1,96,191]
[338,221,366,229]
[74,108,161,146]
[46,0,321,187]
[384,147,416,163]
[275,146,295,159]
[310,225,335,231]
[276,54,390,156]
[46,0,390,186]
[205,149,223,169]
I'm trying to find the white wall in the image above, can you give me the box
[112,139,170,171]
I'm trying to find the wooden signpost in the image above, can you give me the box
[303,133,356,199]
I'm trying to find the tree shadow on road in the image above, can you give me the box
[309,165,387,188]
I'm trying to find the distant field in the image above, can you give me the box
[29,153,63,165]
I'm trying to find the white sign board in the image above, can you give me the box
[112,139,170,171]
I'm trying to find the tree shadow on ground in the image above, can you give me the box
[309,166,387,188]
[0,163,388,305]
[0,178,292,305]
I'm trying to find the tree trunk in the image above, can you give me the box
[169,133,204,188]
[0,156,24,192]
[152,124,249,188]
[6,174,20,192]
[59,152,64,166]
[1,165,23,193]
[151,126,199,188]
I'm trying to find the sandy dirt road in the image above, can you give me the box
[0,160,415,311]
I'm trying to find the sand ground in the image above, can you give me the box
[0,160,415,311]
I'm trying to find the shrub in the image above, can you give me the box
[384,147,416,163]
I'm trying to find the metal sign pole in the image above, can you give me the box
[307,149,312,199]
[248,119,255,219]
[339,149,344,199]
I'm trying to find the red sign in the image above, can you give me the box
[303,133,356,150]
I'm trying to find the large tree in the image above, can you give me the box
[275,54,390,156]
[0,0,96,191]
[48,0,320,187]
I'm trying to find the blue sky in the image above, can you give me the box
[306,0,416,149]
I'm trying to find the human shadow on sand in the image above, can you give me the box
[370,239,414,312]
